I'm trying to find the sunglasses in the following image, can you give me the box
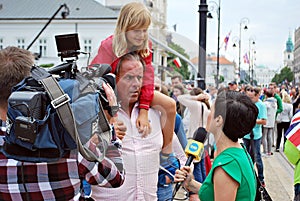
[246,88,254,92]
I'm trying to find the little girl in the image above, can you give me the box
[91,2,176,153]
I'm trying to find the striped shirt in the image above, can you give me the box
[0,119,125,201]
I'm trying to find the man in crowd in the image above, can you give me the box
[0,46,125,200]
[228,80,238,91]
[91,53,179,200]
[243,86,267,187]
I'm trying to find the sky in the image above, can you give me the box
[167,0,300,71]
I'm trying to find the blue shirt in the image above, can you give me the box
[244,100,267,140]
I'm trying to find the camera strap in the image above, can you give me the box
[40,75,111,162]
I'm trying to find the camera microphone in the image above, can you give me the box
[173,127,207,197]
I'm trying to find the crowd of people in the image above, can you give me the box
[0,1,300,201]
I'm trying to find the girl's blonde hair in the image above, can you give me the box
[113,2,151,58]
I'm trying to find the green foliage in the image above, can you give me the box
[167,42,190,79]
[271,66,293,84]
[39,63,55,68]
[219,75,224,83]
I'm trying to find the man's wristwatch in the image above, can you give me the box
[106,105,119,117]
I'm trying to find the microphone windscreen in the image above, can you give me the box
[193,127,207,143]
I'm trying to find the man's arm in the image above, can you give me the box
[78,140,125,187]
[274,93,283,114]
[256,119,267,125]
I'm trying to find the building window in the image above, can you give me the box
[288,54,290,59]
[83,39,92,56]
[17,38,25,49]
[0,38,3,50]
[39,39,47,57]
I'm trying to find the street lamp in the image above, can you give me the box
[248,36,256,85]
[27,4,70,50]
[207,0,221,88]
[197,0,208,90]
[238,17,249,83]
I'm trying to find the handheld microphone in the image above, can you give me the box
[173,127,207,197]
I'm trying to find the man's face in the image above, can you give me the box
[171,77,181,86]
[228,84,237,91]
[268,85,275,95]
[117,59,144,107]
[245,87,255,101]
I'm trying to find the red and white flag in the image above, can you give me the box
[223,31,231,51]
[173,57,182,68]
[243,53,249,64]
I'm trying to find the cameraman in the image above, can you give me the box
[0,46,125,201]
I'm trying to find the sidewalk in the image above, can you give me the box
[173,147,295,201]
[262,149,294,201]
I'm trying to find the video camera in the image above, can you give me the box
[47,33,116,109]
[8,33,116,135]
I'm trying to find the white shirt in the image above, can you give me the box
[91,103,163,201]
[277,102,293,123]
[263,97,278,128]
[177,94,210,139]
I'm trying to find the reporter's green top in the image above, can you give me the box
[199,147,256,201]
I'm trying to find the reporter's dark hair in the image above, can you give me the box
[214,90,258,142]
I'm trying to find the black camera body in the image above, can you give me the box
[47,33,116,109]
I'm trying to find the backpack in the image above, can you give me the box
[2,65,113,163]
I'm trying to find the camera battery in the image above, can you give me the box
[8,91,46,120]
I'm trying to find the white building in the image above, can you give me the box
[191,54,235,87]
[255,65,276,87]
[0,0,169,72]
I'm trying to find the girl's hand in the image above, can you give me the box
[136,108,151,137]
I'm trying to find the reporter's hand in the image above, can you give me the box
[174,166,193,188]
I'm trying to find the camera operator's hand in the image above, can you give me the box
[113,120,127,140]
[102,83,119,118]
[102,83,117,107]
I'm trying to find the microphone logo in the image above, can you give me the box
[189,142,199,152]
[185,140,204,161]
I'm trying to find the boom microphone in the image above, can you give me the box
[173,127,207,197]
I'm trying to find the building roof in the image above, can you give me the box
[191,55,234,65]
[0,0,118,20]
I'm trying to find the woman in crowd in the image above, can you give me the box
[174,90,258,201]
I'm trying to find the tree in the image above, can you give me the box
[271,66,293,85]
[167,42,190,80]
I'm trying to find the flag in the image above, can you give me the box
[243,53,249,64]
[173,57,182,68]
[285,110,300,150]
[223,31,231,51]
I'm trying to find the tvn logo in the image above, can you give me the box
[188,142,199,152]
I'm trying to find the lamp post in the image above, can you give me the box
[248,36,256,85]
[207,0,221,88]
[27,4,69,50]
[197,0,208,90]
[237,17,249,83]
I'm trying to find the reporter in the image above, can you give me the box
[174,91,258,201]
